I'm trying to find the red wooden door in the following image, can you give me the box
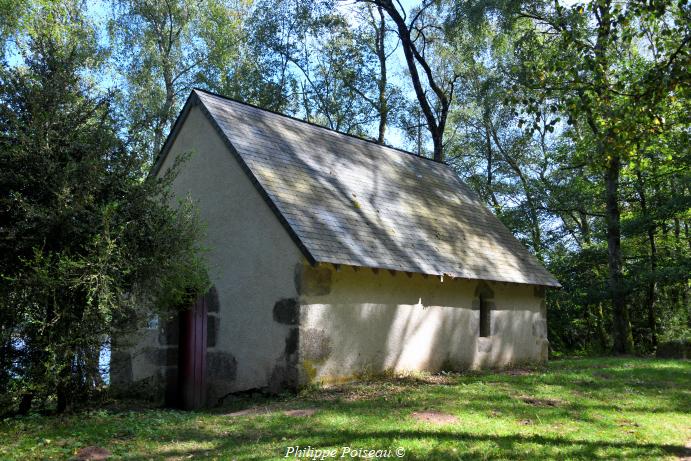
[178,295,207,410]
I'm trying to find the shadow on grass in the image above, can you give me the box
[114,360,690,459]
[119,425,689,460]
[2,358,689,460]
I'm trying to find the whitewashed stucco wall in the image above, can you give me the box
[297,264,548,385]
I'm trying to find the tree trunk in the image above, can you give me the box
[604,155,634,354]
[685,221,690,327]
[636,170,658,348]
[375,6,387,144]
[56,383,68,414]
[87,345,105,389]
[371,0,448,161]
[484,123,501,213]
[489,124,542,258]
[580,211,609,351]
[152,65,175,159]
[431,130,443,162]
[17,393,33,416]
[596,302,609,351]
[646,226,658,348]
[55,349,74,414]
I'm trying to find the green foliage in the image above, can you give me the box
[444,0,689,355]
[245,0,397,136]
[108,0,249,161]
[0,0,30,46]
[515,0,690,354]
[0,1,207,414]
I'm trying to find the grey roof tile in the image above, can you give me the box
[191,89,560,287]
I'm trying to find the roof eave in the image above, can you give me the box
[314,260,561,288]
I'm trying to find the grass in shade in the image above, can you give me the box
[1,357,689,460]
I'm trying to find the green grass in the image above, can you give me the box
[1,357,689,460]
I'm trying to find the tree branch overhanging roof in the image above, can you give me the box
[155,89,560,287]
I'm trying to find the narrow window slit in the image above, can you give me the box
[479,296,490,337]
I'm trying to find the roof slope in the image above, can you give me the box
[164,89,559,287]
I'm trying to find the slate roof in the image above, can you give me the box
[157,89,560,287]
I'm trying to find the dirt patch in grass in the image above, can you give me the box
[520,396,562,407]
[225,406,278,417]
[397,373,457,385]
[317,383,407,402]
[411,411,459,425]
[589,363,612,369]
[226,406,318,418]
[74,446,111,460]
[593,371,614,379]
[342,388,400,401]
[504,368,535,376]
[305,372,456,404]
[283,408,318,417]
[617,419,640,427]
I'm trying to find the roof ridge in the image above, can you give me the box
[192,88,445,166]
[154,89,560,287]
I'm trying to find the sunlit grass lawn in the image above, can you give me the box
[1,357,689,460]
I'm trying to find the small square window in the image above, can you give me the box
[479,297,491,337]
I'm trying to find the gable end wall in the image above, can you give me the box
[115,105,305,403]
